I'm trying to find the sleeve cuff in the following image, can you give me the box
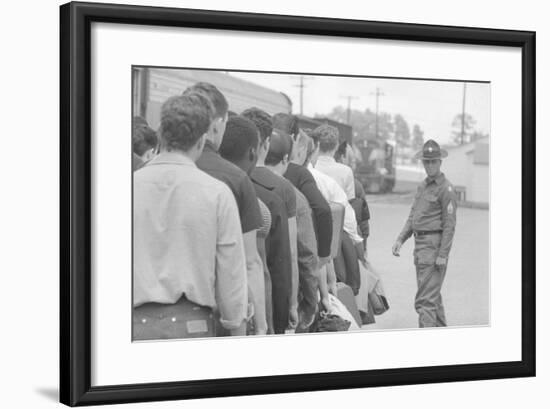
[219,316,246,330]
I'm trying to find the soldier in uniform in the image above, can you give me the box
[392,139,457,328]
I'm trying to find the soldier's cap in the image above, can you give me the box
[414,139,448,160]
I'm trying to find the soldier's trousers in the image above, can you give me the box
[414,234,447,328]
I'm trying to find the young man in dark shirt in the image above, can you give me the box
[250,128,299,330]
[273,113,333,269]
[239,108,293,334]
[183,83,266,334]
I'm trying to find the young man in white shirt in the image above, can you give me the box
[313,124,356,201]
[133,94,248,339]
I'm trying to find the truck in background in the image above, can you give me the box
[296,114,396,193]
[355,139,396,193]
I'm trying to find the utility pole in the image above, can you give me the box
[293,76,313,115]
[370,87,385,139]
[340,95,359,125]
[460,82,467,145]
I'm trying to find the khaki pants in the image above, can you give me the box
[414,233,447,328]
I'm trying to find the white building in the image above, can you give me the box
[442,138,489,206]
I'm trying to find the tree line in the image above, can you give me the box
[325,106,425,151]
[324,106,488,151]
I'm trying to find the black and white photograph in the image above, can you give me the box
[132,67,490,340]
[1,0,544,407]
[57,1,535,406]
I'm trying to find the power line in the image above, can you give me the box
[460,82,467,145]
[340,95,359,125]
[293,76,313,115]
[370,87,385,139]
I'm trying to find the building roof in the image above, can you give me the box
[445,137,489,165]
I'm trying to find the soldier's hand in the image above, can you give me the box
[392,240,402,256]
[435,256,447,267]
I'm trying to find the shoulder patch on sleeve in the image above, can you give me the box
[448,185,453,192]
[447,202,454,214]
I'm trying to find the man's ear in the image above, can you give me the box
[210,118,219,134]
[248,146,256,162]
[143,148,155,161]
[213,115,227,133]
[265,137,271,150]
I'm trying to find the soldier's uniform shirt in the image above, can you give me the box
[398,172,457,261]
[397,172,457,328]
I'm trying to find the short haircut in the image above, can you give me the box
[272,113,299,138]
[334,141,348,162]
[308,127,320,147]
[133,116,148,127]
[241,107,273,143]
[183,82,228,120]
[312,124,339,153]
[219,115,260,162]
[132,121,158,156]
[158,94,213,152]
[265,129,293,166]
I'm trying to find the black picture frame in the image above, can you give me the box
[60,1,536,406]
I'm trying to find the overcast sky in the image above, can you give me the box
[230,71,490,146]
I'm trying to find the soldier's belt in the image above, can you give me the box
[413,230,443,237]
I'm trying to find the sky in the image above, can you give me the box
[230,71,491,146]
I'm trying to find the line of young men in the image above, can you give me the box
[132,82,369,339]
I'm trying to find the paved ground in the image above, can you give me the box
[361,194,490,330]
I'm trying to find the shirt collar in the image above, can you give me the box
[148,151,196,167]
[251,167,277,190]
[425,172,445,186]
[203,140,218,154]
[316,155,336,163]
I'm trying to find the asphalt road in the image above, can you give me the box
[362,196,490,330]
